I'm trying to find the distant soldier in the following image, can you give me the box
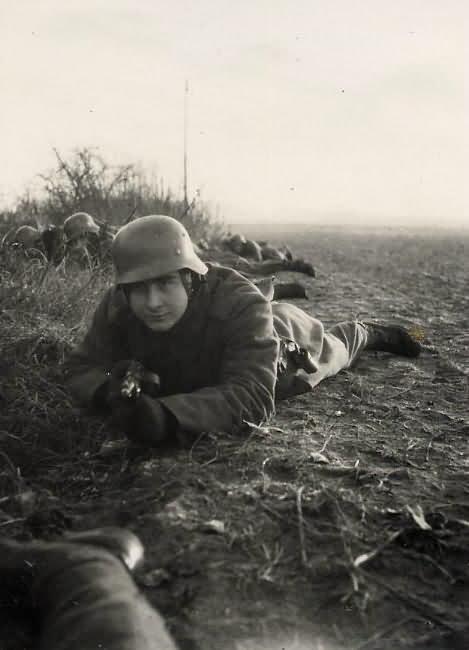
[63,211,102,265]
[260,242,286,261]
[1,224,46,260]
[12,225,42,248]
[63,211,100,241]
[209,243,315,277]
[222,233,312,273]
[242,238,263,261]
[65,215,421,448]
[222,232,246,256]
[224,233,286,263]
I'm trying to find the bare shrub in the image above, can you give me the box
[2,147,225,244]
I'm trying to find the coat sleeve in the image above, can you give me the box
[159,286,279,436]
[64,288,130,407]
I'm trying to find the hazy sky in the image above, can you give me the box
[1,1,467,227]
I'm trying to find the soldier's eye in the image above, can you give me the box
[159,275,179,287]
[128,282,145,293]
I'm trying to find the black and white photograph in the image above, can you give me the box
[0,2,467,648]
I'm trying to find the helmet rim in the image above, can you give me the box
[112,214,208,285]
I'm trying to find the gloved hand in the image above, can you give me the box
[108,360,161,403]
[91,360,174,445]
[106,360,142,406]
[93,360,161,408]
[126,396,177,447]
[101,360,141,432]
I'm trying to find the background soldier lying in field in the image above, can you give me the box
[65,215,421,448]
[2,212,315,279]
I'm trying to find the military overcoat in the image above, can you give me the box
[66,265,331,436]
[67,265,280,435]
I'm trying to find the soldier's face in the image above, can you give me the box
[127,272,189,332]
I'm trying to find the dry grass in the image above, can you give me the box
[1,227,469,650]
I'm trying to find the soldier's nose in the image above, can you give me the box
[146,283,164,308]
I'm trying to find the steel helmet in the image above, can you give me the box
[63,212,100,240]
[14,225,41,247]
[225,233,246,255]
[112,215,208,285]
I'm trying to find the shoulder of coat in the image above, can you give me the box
[205,264,270,320]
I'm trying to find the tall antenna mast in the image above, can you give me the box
[183,79,189,209]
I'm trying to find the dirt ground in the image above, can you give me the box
[1,226,468,649]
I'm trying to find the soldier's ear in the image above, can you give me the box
[105,285,131,323]
[115,284,130,305]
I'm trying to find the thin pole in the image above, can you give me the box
[183,80,189,209]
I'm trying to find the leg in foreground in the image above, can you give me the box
[0,528,178,650]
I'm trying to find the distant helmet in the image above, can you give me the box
[261,243,286,261]
[225,233,246,255]
[112,215,208,285]
[242,239,263,262]
[63,212,100,240]
[14,225,41,247]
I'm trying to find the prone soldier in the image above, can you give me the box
[65,214,421,447]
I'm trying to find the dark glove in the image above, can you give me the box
[107,360,142,405]
[93,360,161,411]
[91,361,171,444]
[109,359,161,401]
[125,396,178,447]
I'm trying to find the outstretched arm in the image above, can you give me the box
[64,287,131,408]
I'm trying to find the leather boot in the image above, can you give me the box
[363,322,421,358]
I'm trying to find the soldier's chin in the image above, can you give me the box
[143,315,175,332]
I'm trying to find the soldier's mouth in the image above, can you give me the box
[145,312,170,321]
